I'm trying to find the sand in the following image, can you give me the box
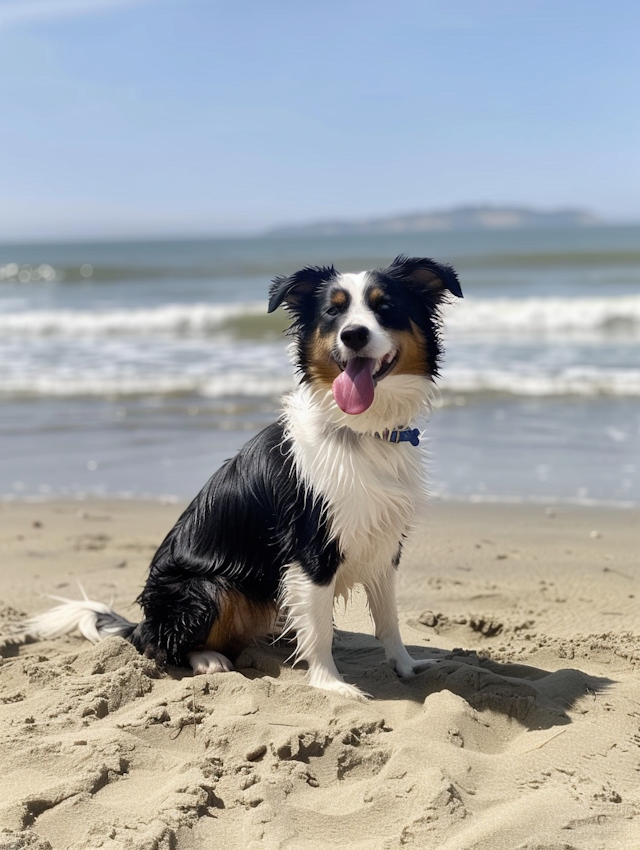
[0,498,639,850]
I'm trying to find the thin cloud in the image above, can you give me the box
[0,0,149,28]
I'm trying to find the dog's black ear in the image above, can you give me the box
[386,255,463,300]
[268,266,337,314]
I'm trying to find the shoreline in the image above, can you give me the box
[1,491,637,510]
[1,499,639,849]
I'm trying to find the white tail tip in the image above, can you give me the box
[22,594,136,645]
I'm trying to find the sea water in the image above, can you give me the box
[1,228,638,506]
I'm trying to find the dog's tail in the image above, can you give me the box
[22,586,137,645]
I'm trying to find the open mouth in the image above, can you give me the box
[371,349,399,383]
[333,349,398,383]
[331,349,398,415]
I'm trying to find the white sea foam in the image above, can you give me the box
[1,294,640,399]
[442,366,640,397]
[1,362,639,399]
[0,372,293,399]
[0,301,266,336]
[1,295,640,337]
[443,295,640,336]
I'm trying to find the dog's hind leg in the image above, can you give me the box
[188,650,235,674]
[195,590,276,674]
[135,577,276,673]
[188,593,280,674]
[364,562,437,678]
[281,563,365,699]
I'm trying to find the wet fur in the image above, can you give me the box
[26,256,462,698]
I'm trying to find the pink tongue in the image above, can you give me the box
[332,357,376,415]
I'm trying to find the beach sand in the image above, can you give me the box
[0,499,639,850]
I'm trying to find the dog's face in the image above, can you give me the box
[269,256,462,419]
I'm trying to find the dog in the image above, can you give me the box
[25,255,462,699]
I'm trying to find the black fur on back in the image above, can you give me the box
[129,421,342,666]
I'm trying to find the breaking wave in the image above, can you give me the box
[443,295,640,336]
[1,363,638,399]
[2,295,640,338]
[442,366,640,398]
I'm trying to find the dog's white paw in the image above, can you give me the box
[188,650,234,675]
[325,680,370,700]
[308,669,368,700]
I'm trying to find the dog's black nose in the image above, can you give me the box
[340,325,370,351]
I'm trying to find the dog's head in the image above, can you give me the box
[268,256,462,423]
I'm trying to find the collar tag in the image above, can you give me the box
[373,427,420,447]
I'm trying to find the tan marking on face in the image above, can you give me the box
[366,286,385,309]
[390,322,428,376]
[306,326,341,388]
[204,590,276,660]
[330,289,348,308]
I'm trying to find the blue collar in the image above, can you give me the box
[371,427,420,447]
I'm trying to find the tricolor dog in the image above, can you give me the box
[26,256,462,699]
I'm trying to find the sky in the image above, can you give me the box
[1,0,639,240]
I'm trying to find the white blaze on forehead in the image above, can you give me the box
[334,271,391,360]
[335,272,369,317]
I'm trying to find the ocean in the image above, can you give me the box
[1,227,638,506]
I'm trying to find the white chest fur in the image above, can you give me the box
[283,382,430,589]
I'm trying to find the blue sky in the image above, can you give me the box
[1,0,639,240]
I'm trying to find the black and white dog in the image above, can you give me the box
[27,256,462,699]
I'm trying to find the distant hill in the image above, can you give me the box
[266,206,601,237]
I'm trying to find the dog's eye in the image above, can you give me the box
[377,301,392,313]
[326,305,341,317]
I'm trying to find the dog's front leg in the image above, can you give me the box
[364,563,437,678]
[282,563,365,699]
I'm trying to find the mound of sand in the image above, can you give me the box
[1,500,639,850]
